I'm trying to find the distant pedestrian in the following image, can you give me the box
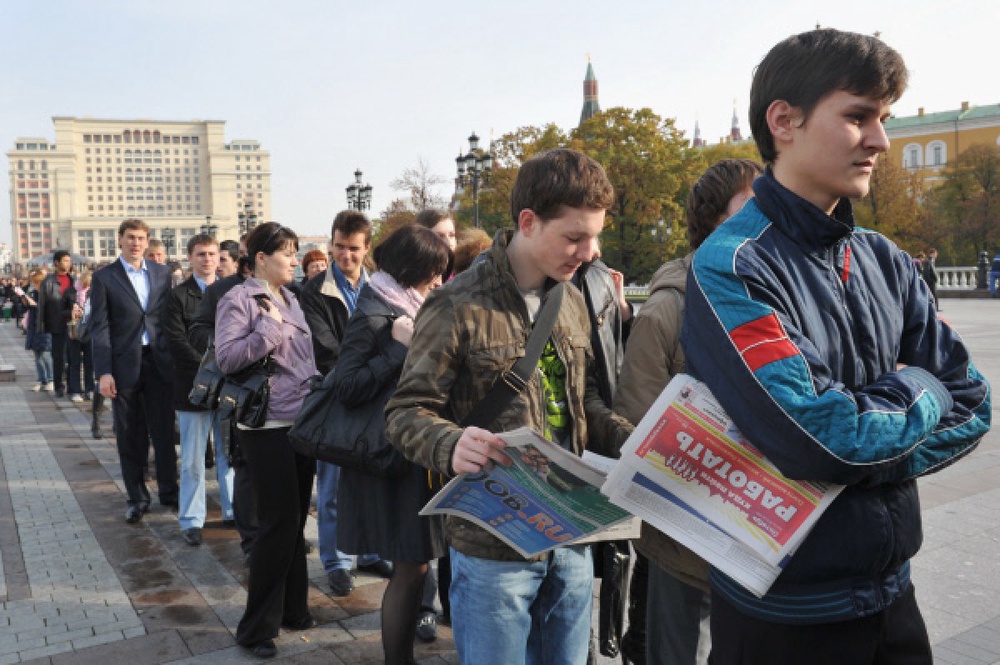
[924,247,940,310]
[23,269,53,391]
[36,250,80,399]
[989,251,1000,297]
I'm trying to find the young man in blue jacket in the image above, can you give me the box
[681,29,991,663]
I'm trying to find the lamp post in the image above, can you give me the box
[161,228,176,261]
[238,202,258,235]
[345,168,372,211]
[200,214,218,238]
[455,132,493,229]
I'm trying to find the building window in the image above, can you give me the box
[99,230,116,258]
[926,141,947,167]
[903,143,922,169]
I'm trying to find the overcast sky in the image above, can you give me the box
[3,0,998,244]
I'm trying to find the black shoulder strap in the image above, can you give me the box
[461,282,565,428]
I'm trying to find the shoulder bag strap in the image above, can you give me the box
[461,282,565,428]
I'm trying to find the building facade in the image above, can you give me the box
[885,102,1000,187]
[7,117,271,266]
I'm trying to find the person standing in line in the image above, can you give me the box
[218,240,241,279]
[188,251,257,560]
[67,271,96,402]
[332,225,452,664]
[923,247,940,310]
[163,234,235,547]
[614,158,762,665]
[682,29,990,664]
[36,249,80,399]
[386,149,634,665]
[23,268,53,391]
[300,210,392,597]
[90,219,178,523]
[990,250,1000,297]
[216,223,318,660]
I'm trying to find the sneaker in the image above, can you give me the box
[32,383,43,392]
[415,610,438,642]
[70,393,84,403]
[42,382,54,392]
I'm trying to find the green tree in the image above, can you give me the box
[925,144,1000,263]
[853,156,926,255]
[570,107,700,283]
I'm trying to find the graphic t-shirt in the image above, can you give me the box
[521,286,572,450]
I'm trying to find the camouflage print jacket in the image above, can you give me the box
[385,230,633,562]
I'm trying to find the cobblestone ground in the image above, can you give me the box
[1,298,999,664]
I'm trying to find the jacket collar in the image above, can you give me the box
[753,168,855,252]
[241,279,309,334]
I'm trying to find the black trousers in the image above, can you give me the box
[51,332,68,391]
[235,426,315,646]
[112,349,177,507]
[708,583,932,665]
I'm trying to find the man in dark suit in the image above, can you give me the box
[90,218,178,523]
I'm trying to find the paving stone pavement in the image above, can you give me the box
[0,298,998,664]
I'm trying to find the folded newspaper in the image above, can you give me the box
[420,427,638,558]
[601,373,843,597]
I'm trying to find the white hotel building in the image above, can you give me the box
[7,117,271,265]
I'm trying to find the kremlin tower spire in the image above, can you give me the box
[730,101,743,142]
[692,120,704,148]
[579,56,601,126]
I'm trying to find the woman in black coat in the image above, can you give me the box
[332,225,451,665]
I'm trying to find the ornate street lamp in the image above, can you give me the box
[455,132,493,228]
[200,214,218,238]
[161,228,176,260]
[238,202,258,235]
[346,168,373,211]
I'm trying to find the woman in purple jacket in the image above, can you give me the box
[215,222,319,659]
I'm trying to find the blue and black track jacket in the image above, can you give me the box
[681,170,991,624]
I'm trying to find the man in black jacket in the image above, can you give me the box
[164,234,234,547]
[188,254,256,556]
[300,210,390,595]
[36,250,80,398]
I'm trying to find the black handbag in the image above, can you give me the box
[288,370,409,479]
[211,294,275,428]
[188,342,225,409]
[289,283,566,477]
[216,353,274,429]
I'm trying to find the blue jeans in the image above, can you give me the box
[178,410,234,529]
[450,545,593,665]
[315,460,378,572]
[990,270,1000,297]
[33,350,53,384]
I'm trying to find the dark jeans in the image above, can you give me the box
[235,426,315,647]
[708,583,932,665]
[51,332,68,391]
[67,338,94,394]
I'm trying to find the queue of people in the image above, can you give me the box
[7,26,993,665]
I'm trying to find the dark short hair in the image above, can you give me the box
[186,233,217,256]
[331,210,372,243]
[219,240,240,260]
[146,239,165,251]
[750,28,908,163]
[686,159,764,249]
[510,149,614,228]
[372,225,452,288]
[118,218,150,237]
[245,222,299,270]
[414,209,450,229]
[53,249,71,264]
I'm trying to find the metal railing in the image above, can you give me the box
[624,266,980,300]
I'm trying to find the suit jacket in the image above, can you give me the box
[164,275,210,410]
[91,258,174,391]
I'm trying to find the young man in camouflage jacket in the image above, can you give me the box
[386,148,633,665]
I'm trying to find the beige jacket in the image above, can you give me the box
[613,254,709,592]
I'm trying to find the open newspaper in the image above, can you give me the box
[420,427,637,558]
[602,374,843,597]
